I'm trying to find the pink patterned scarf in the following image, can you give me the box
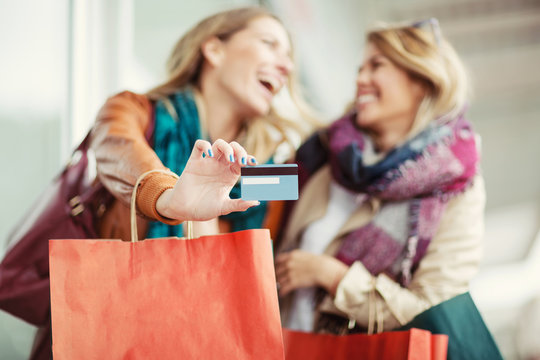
[295,111,479,285]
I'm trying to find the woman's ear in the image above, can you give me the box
[409,74,431,101]
[201,36,224,67]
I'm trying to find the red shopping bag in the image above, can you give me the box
[282,327,448,360]
[49,228,284,359]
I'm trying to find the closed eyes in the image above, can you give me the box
[262,38,277,47]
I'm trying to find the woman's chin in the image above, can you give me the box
[355,114,369,127]
[247,100,272,117]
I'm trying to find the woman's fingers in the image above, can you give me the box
[167,139,262,222]
[275,250,323,297]
[275,252,290,265]
[191,139,213,159]
[279,282,294,297]
[248,155,258,166]
[277,274,294,296]
[276,268,289,292]
[229,141,248,166]
[275,253,292,285]
[209,139,257,166]
[222,198,260,215]
[192,139,257,167]
[275,256,297,296]
[275,265,288,279]
[247,155,258,165]
[211,139,236,164]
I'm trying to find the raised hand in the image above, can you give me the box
[156,139,259,222]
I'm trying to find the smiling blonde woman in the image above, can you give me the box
[26,7,321,360]
[275,18,485,337]
[89,7,318,243]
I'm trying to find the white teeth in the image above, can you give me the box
[357,94,377,104]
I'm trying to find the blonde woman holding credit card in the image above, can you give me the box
[90,7,318,242]
[27,9,320,357]
[275,19,485,336]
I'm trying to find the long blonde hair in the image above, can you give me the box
[146,7,318,162]
[366,20,470,136]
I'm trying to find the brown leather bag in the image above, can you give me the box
[0,131,113,326]
[1,118,154,359]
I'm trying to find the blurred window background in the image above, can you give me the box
[1,0,539,358]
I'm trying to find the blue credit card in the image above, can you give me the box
[240,164,298,201]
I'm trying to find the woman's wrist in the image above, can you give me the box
[155,188,184,222]
[317,255,349,296]
[136,171,181,223]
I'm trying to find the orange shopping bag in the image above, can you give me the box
[49,170,284,359]
[49,228,283,359]
[282,328,448,360]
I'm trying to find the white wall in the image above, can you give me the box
[0,1,69,358]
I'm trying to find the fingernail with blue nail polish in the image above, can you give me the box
[229,154,234,162]
[242,157,246,165]
[250,158,256,164]
[208,149,213,157]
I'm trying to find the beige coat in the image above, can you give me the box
[278,165,485,332]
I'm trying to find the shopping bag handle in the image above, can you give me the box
[130,169,193,242]
[367,277,384,335]
[341,279,383,335]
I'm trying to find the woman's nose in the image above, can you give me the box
[276,54,294,77]
[356,68,370,86]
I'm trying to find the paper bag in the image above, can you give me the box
[49,229,283,359]
[282,327,448,360]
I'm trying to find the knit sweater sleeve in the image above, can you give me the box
[330,175,486,330]
[89,91,181,225]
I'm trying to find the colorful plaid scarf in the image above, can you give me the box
[296,111,479,285]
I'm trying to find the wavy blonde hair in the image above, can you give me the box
[146,7,318,162]
[365,20,470,136]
